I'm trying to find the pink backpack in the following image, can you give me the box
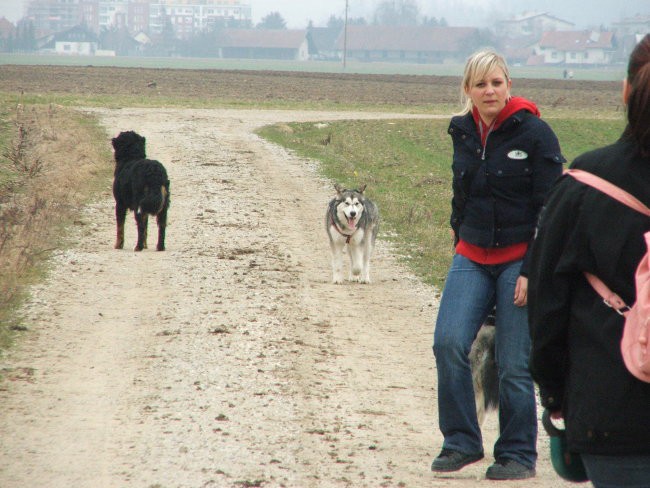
[566,169,650,382]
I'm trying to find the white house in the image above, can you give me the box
[40,24,100,55]
[496,12,574,38]
[535,30,616,65]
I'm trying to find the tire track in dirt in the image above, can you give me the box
[0,108,575,487]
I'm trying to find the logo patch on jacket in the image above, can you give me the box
[507,150,528,160]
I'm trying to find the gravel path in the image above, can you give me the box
[0,108,577,487]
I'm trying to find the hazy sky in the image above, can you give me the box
[0,0,648,29]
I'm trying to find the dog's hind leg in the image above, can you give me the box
[134,211,147,251]
[142,214,149,249]
[115,203,127,249]
[156,207,168,251]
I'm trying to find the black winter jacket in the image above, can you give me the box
[528,133,650,455]
[449,110,564,274]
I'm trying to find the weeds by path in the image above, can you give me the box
[0,100,112,354]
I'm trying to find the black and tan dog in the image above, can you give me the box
[111,131,170,251]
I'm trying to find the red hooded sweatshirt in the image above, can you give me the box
[456,97,541,265]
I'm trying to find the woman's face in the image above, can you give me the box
[466,66,511,124]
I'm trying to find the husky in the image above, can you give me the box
[325,183,379,284]
[470,314,499,425]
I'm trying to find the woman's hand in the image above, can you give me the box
[514,276,528,306]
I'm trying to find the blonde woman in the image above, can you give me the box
[431,50,565,479]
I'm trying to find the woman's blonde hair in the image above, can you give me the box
[458,50,511,115]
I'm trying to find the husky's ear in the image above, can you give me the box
[358,184,367,194]
[334,183,344,196]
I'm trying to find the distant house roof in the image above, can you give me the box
[336,25,480,53]
[215,29,308,50]
[500,35,537,62]
[500,11,573,26]
[613,14,650,25]
[53,24,99,43]
[38,24,98,50]
[539,30,615,51]
[612,14,650,36]
[308,26,341,52]
[0,17,16,39]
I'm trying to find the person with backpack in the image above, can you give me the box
[430,49,565,480]
[528,34,650,486]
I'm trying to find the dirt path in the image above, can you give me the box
[0,108,575,488]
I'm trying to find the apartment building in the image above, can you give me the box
[25,0,251,38]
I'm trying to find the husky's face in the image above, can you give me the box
[337,191,365,230]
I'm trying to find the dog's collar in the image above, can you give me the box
[330,214,356,243]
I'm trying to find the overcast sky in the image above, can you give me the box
[0,0,648,29]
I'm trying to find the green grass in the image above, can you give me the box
[8,91,442,114]
[0,53,627,81]
[257,116,626,289]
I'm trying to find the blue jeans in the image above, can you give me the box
[582,454,650,487]
[433,254,537,469]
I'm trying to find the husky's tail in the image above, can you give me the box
[471,321,498,426]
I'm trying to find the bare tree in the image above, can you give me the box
[256,12,287,30]
[374,0,419,26]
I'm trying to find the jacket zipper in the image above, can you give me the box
[479,121,496,160]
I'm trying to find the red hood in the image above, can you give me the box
[473,96,540,144]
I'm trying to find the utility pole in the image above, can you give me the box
[343,0,349,69]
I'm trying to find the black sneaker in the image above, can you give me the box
[486,458,536,480]
[431,448,484,472]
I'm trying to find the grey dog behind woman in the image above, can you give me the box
[528,34,650,486]
[431,49,565,480]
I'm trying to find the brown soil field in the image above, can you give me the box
[0,64,622,111]
[0,65,618,488]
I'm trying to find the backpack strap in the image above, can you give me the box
[565,169,650,315]
[565,169,650,217]
[583,273,631,315]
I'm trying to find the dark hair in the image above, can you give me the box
[626,34,650,156]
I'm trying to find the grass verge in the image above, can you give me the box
[0,97,113,354]
[257,116,626,289]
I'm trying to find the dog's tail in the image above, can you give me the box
[138,184,169,215]
[471,323,499,426]
[135,161,170,216]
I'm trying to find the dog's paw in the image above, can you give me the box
[332,276,344,284]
